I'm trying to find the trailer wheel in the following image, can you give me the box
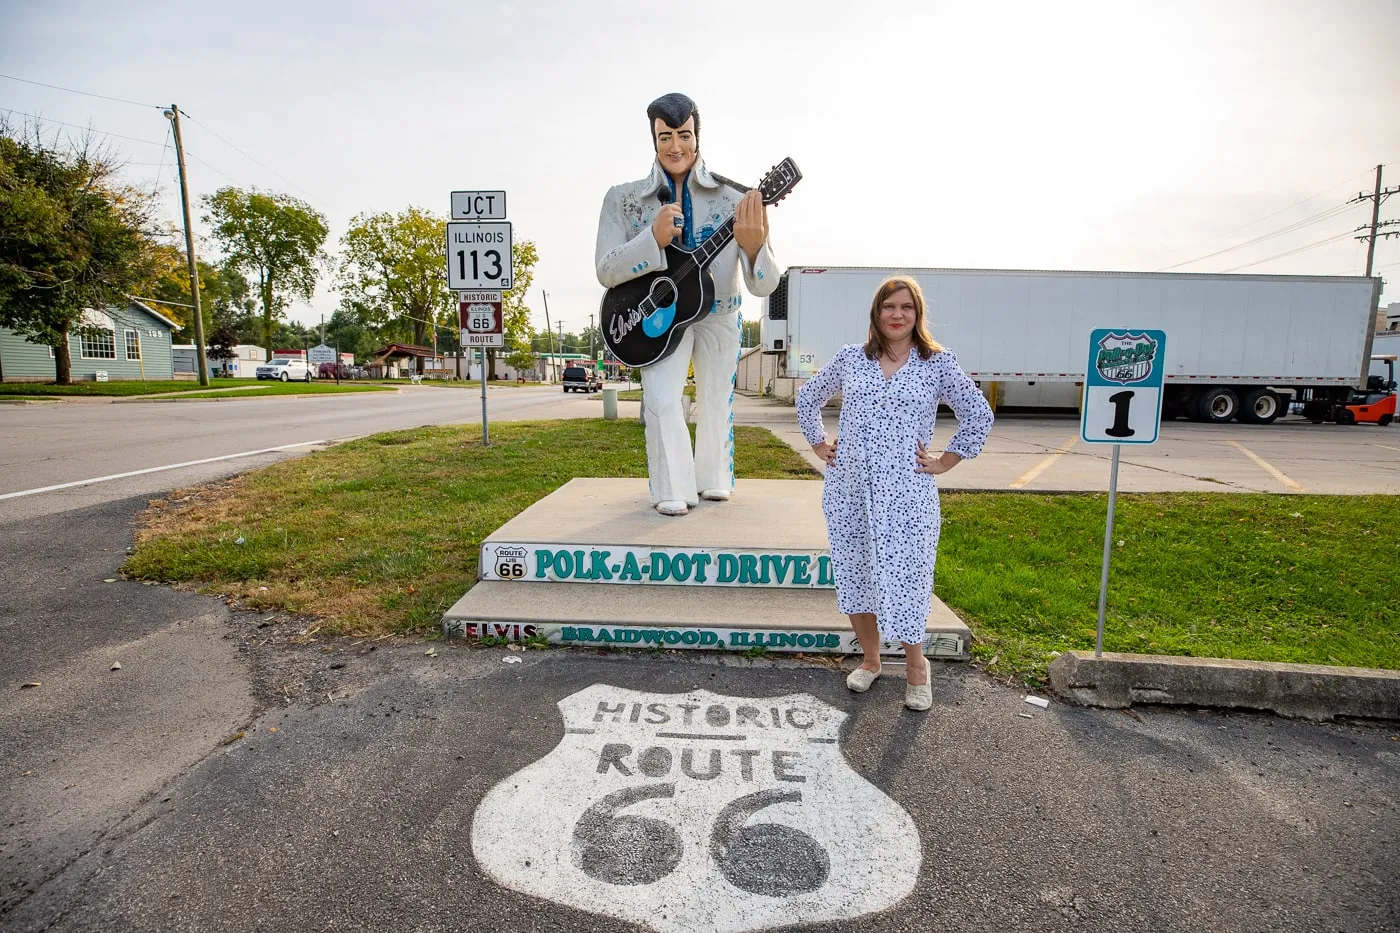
[1195,387,1239,423]
[1239,388,1282,425]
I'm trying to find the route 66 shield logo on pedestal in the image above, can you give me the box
[471,685,920,933]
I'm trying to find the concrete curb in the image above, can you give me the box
[1048,650,1400,721]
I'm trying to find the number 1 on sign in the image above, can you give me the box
[1106,390,1135,438]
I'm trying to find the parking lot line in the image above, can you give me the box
[1368,442,1400,454]
[1226,440,1306,493]
[1009,435,1078,489]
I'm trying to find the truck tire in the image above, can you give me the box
[1239,388,1282,425]
[1195,387,1239,423]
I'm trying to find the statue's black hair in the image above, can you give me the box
[646,93,699,145]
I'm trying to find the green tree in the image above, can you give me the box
[324,305,379,362]
[0,126,159,384]
[136,242,256,341]
[336,207,455,373]
[490,240,539,379]
[202,187,328,359]
[741,318,760,348]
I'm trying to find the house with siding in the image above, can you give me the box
[0,298,180,383]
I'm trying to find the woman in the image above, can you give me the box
[796,276,993,711]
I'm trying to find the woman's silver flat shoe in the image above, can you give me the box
[905,655,933,711]
[846,665,881,693]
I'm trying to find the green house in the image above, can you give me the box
[0,298,180,383]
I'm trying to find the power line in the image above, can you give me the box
[179,111,328,209]
[1158,202,1356,271]
[0,107,166,147]
[1219,230,1355,273]
[0,72,163,109]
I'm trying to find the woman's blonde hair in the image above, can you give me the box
[864,275,942,361]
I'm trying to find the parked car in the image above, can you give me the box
[256,357,312,381]
[562,366,601,393]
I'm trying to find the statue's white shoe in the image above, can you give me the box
[656,500,689,516]
[699,488,731,501]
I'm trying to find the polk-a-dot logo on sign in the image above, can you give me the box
[1094,331,1159,385]
[470,685,920,933]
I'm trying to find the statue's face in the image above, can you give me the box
[653,116,697,180]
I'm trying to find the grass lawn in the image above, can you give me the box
[938,491,1399,682]
[124,420,816,636]
[123,421,1397,680]
[171,383,396,399]
[0,380,235,397]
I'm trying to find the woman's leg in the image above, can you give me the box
[849,613,881,672]
[902,642,928,684]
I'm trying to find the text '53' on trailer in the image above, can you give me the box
[760,267,1383,425]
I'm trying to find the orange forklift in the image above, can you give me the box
[1310,354,1396,426]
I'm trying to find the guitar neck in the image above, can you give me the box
[691,215,737,267]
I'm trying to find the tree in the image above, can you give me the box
[490,240,539,379]
[741,318,760,348]
[202,187,328,359]
[336,207,456,373]
[136,243,256,341]
[0,125,160,383]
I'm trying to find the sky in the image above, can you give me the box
[3,0,1398,342]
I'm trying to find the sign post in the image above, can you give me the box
[459,290,504,447]
[1080,328,1168,657]
[447,188,510,447]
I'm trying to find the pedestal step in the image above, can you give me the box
[442,581,971,659]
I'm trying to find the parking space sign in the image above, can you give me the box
[1081,328,1168,445]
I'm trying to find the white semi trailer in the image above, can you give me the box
[760,267,1381,424]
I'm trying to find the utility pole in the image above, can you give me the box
[1350,164,1400,331]
[1351,164,1400,277]
[542,289,555,383]
[557,320,564,367]
[164,105,209,386]
[588,312,596,364]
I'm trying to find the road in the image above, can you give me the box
[1,389,1397,932]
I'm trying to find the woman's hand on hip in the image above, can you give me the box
[916,441,960,475]
[812,437,838,466]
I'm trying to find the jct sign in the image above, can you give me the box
[471,685,920,933]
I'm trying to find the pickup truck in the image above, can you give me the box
[562,366,601,393]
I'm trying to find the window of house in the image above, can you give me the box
[81,329,116,359]
[125,329,141,360]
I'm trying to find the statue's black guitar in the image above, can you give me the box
[600,158,801,368]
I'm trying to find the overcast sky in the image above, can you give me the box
[3,0,1398,338]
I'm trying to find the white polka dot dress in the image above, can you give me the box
[796,344,994,645]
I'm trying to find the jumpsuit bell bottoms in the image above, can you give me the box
[796,344,994,645]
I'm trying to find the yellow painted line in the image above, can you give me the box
[1368,442,1400,453]
[1227,440,1306,492]
[1009,435,1078,489]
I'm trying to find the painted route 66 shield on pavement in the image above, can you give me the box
[471,685,920,933]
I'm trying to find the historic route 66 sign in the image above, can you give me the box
[471,685,920,933]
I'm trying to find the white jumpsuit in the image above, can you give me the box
[595,157,779,506]
[796,344,994,644]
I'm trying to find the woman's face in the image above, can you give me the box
[877,288,918,343]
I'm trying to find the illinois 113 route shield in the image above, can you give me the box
[470,685,920,932]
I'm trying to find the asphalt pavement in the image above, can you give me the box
[2,496,1397,932]
[3,389,1398,932]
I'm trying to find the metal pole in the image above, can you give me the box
[165,105,209,387]
[542,290,555,383]
[480,345,489,446]
[1095,444,1122,657]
